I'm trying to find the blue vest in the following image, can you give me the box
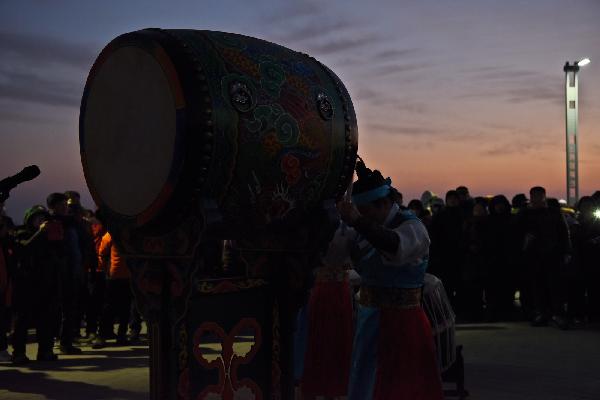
[351,211,428,289]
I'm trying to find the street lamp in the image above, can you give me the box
[564,58,590,206]
[578,58,591,67]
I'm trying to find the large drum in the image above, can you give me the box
[80,29,358,234]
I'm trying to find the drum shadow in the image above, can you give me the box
[455,325,507,331]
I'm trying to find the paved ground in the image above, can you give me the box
[0,340,149,400]
[456,322,600,400]
[1,322,599,399]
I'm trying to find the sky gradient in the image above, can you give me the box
[1,0,599,222]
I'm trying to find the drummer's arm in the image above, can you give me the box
[321,222,356,267]
[352,217,400,253]
[355,219,430,265]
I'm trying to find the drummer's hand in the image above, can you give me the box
[337,200,361,225]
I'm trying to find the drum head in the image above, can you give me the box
[81,45,178,218]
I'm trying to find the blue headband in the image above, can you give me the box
[352,184,391,205]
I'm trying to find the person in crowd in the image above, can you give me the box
[485,195,517,321]
[83,211,106,343]
[389,187,407,210]
[456,185,475,217]
[420,190,434,209]
[0,215,16,362]
[128,304,143,342]
[429,190,464,310]
[429,196,445,217]
[66,197,96,341]
[591,191,600,206]
[47,192,83,354]
[547,198,561,211]
[407,199,432,231]
[324,159,443,400]
[64,191,81,207]
[11,206,61,364]
[518,186,571,329]
[511,193,528,214]
[0,201,15,229]
[569,197,600,323]
[509,193,530,314]
[92,231,132,348]
[297,265,353,398]
[458,197,489,321]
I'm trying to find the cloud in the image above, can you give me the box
[459,65,562,104]
[0,69,82,107]
[261,2,322,24]
[270,19,357,44]
[504,85,562,104]
[0,106,64,124]
[395,102,428,114]
[481,122,518,132]
[476,69,539,81]
[366,123,439,136]
[0,30,97,70]
[356,88,380,101]
[373,48,420,61]
[0,31,96,109]
[262,3,387,59]
[484,137,554,156]
[370,63,426,77]
[308,33,381,55]
[364,96,428,113]
[334,47,423,69]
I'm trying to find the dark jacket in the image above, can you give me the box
[14,226,62,301]
[518,207,571,258]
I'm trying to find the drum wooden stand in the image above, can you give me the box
[116,208,337,400]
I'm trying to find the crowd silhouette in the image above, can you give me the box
[405,186,600,329]
[0,191,141,364]
[1,185,600,365]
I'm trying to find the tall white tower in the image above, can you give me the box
[564,61,579,207]
[564,58,590,207]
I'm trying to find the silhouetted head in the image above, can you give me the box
[46,193,68,216]
[473,197,489,217]
[408,199,425,215]
[512,193,528,209]
[445,190,460,208]
[24,205,49,229]
[456,186,470,202]
[490,195,511,215]
[352,157,395,224]
[529,186,547,209]
[64,191,81,206]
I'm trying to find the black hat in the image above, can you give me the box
[351,157,392,205]
[47,192,67,209]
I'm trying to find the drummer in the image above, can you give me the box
[323,158,443,400]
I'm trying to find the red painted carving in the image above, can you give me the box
[193,318,263,400]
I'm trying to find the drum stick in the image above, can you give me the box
[344,171,355,203]
[341,171,354,235]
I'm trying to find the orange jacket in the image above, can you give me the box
[98,232,130,280]
[91,220,106,272]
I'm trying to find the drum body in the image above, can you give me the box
[80,29,358,234]
[422,273,457,373]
